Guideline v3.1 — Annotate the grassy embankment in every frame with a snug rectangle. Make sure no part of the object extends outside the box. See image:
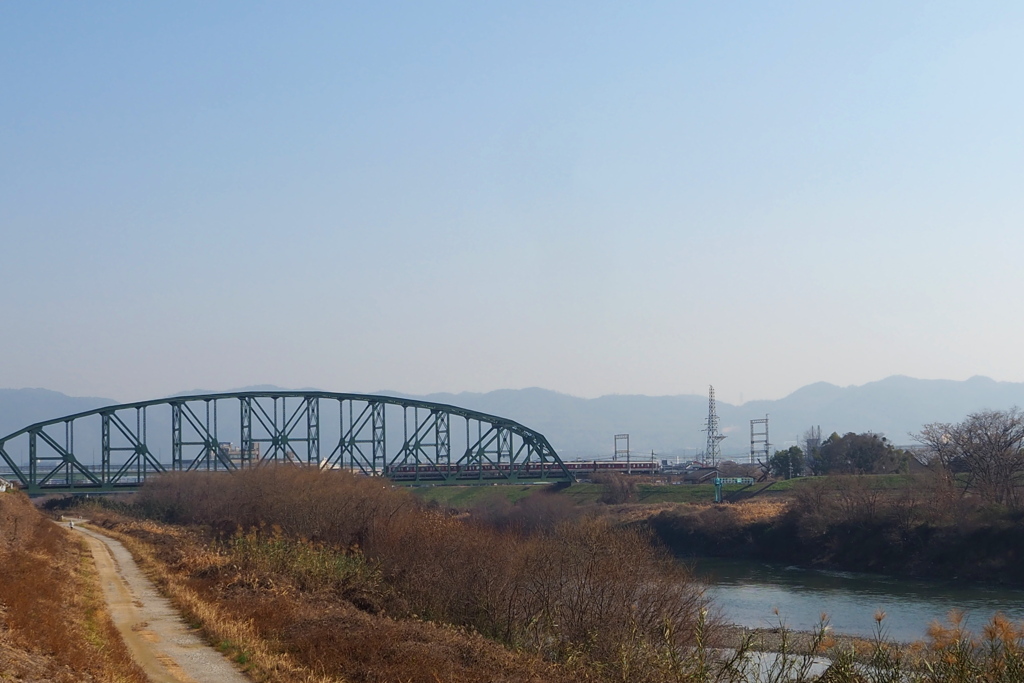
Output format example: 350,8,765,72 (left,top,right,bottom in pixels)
648,473,1024,584
413,475,915,508
0,489,146,682
416,473,1024,584
81,467,714,683
415,480,776,507
76,468,1024,682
